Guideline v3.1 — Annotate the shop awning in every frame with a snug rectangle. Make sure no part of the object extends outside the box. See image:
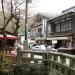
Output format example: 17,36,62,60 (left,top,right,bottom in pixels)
36,37,46,40
46,36,69,40
0,34,18,40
